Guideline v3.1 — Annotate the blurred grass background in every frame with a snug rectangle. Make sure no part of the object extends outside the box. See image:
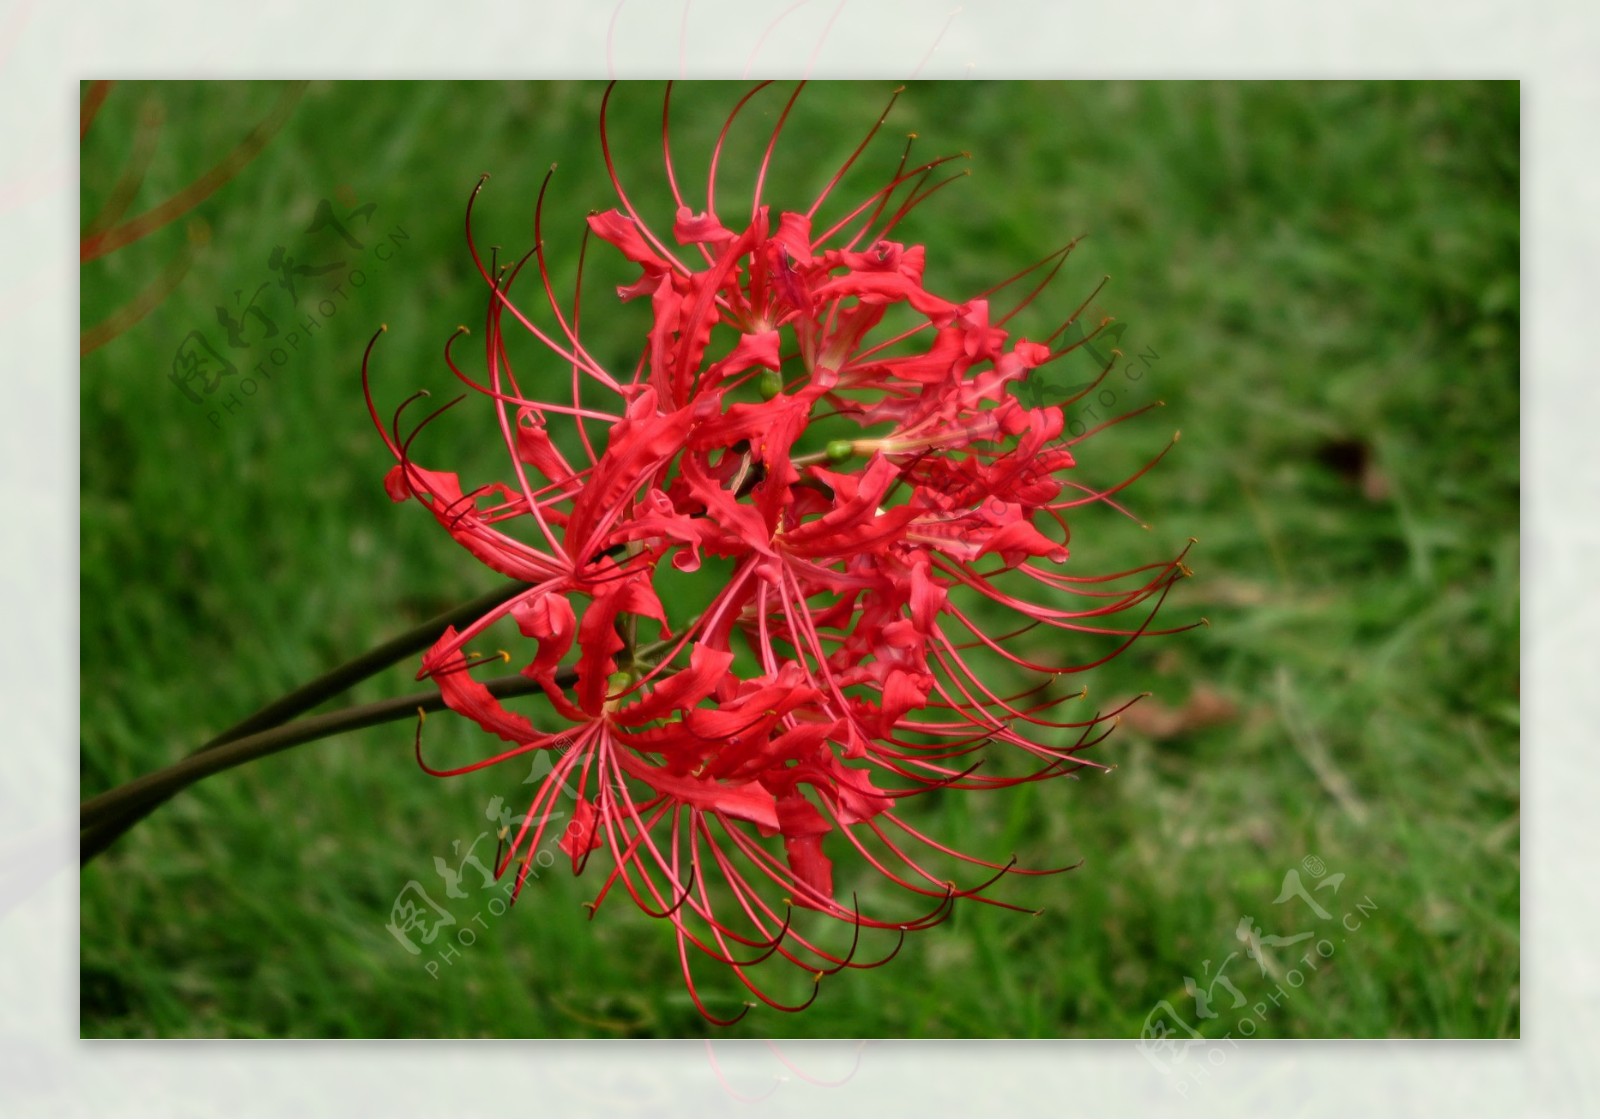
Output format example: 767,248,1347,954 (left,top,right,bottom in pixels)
79,80,1518,1039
